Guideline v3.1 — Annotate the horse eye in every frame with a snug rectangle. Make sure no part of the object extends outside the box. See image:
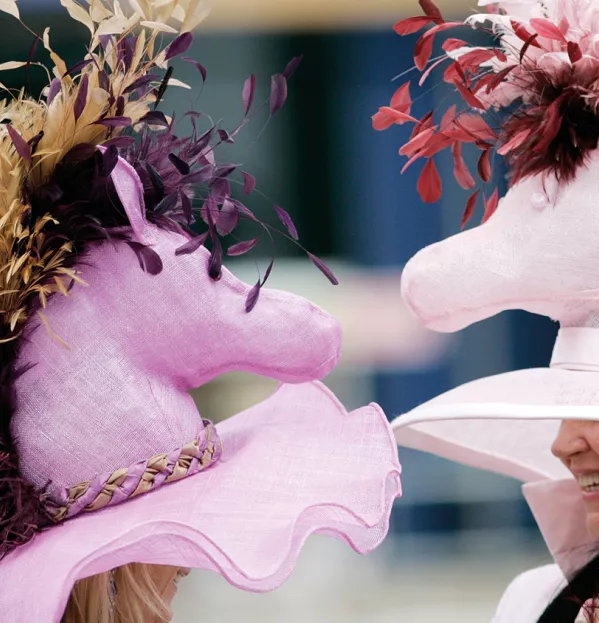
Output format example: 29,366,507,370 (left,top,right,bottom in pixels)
531,192,550,210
